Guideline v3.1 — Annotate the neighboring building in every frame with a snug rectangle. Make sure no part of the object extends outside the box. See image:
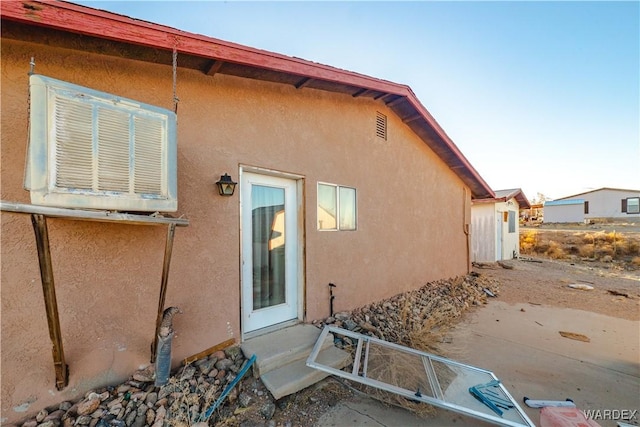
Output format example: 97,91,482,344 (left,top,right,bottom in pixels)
0,2,494,422
543,188,640,223
520,203,544,223
543,199,585,223
472,189,531,262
